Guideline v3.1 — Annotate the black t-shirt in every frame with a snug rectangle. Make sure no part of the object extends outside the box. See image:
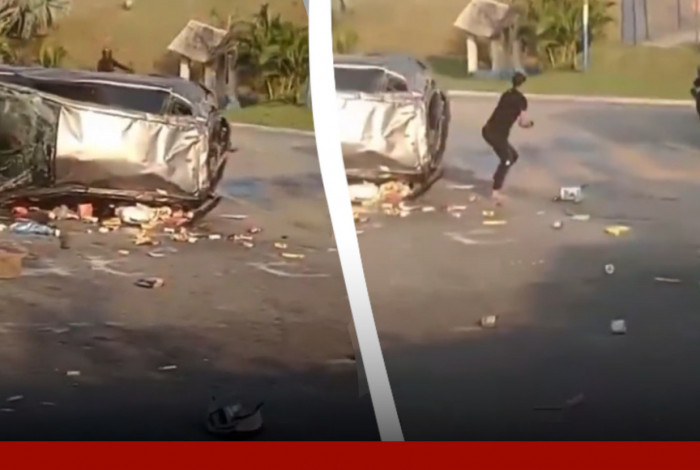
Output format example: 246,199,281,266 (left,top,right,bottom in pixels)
484,88,528,137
